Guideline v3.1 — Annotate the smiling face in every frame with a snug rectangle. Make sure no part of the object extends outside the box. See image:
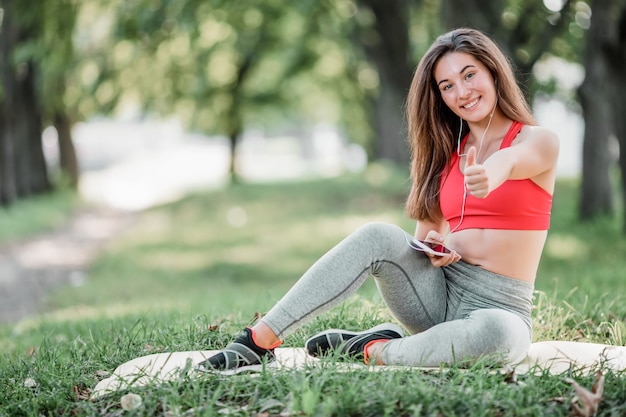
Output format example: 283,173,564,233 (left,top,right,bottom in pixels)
434,52,497,123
